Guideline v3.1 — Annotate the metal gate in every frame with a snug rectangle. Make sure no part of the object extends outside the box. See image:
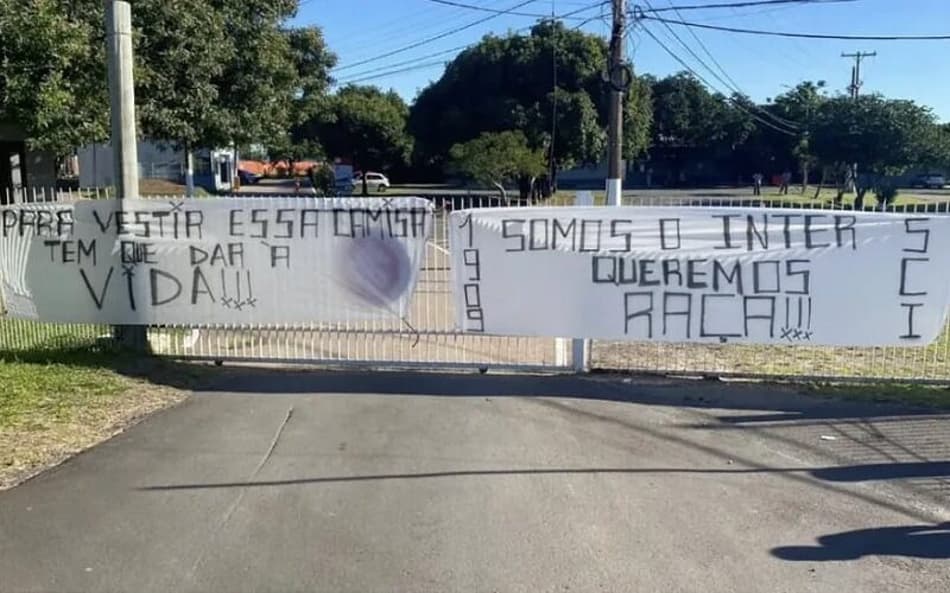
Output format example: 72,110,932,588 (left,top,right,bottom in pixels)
3,189,950,382
138,194,573,370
